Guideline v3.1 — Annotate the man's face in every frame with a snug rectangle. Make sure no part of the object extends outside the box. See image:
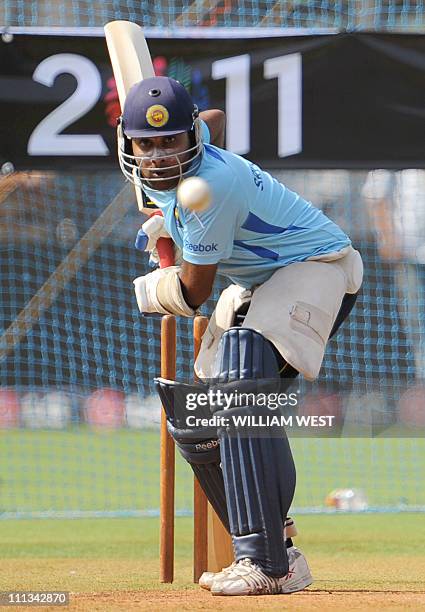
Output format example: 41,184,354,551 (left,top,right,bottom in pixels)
131,132,192,191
